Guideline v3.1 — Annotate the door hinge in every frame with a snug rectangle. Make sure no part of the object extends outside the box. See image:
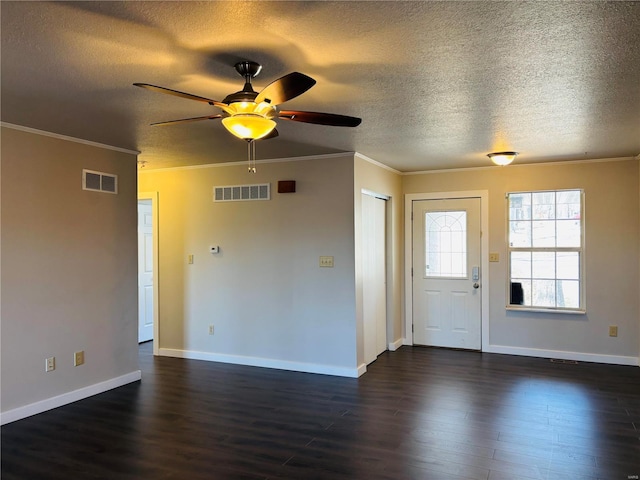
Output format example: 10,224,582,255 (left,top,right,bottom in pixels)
412,324,414,332
411,267,413,277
